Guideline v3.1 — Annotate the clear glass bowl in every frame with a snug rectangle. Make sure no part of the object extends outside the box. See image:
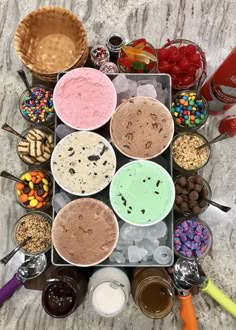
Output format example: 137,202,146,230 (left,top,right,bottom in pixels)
15,168,53,211
19,85,55,127
117,40,157,73
174,216,213,260
13,211,52,256
174,174,212,215
172,132,211,173
157,39,206,90
16,125,54,167
172,90,209,132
